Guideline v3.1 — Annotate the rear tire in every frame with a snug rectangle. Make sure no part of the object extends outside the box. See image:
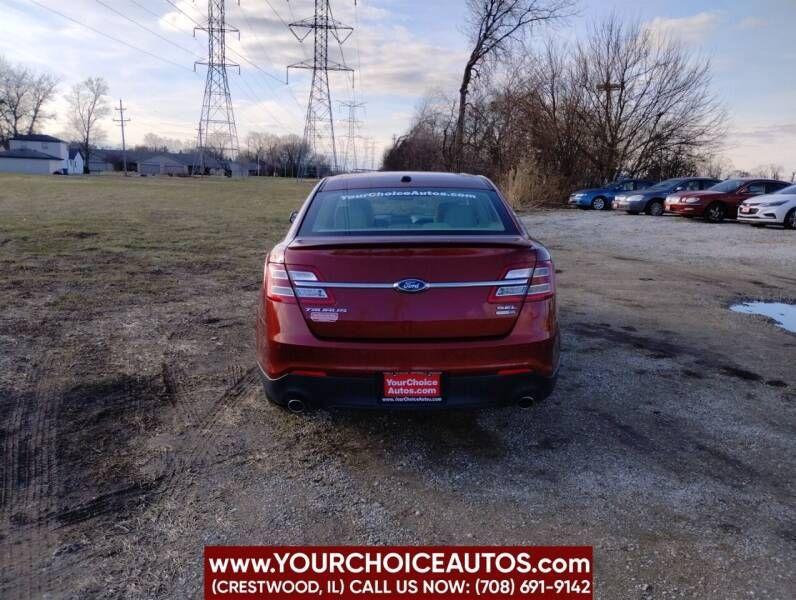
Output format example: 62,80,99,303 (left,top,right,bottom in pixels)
591,196,607,211
785,208,796,230
704,203,725,223
646,200,664,216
